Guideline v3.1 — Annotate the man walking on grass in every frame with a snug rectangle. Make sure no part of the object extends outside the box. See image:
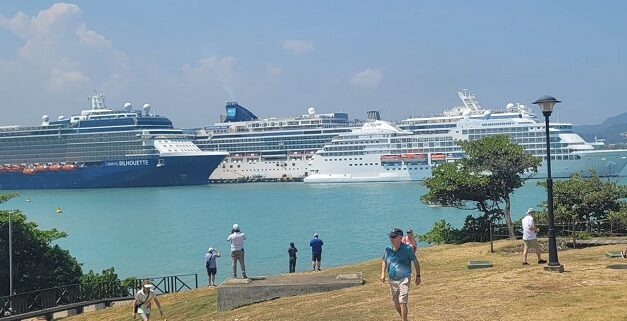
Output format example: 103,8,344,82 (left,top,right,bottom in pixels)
521,208,547,265
380,228,421,321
